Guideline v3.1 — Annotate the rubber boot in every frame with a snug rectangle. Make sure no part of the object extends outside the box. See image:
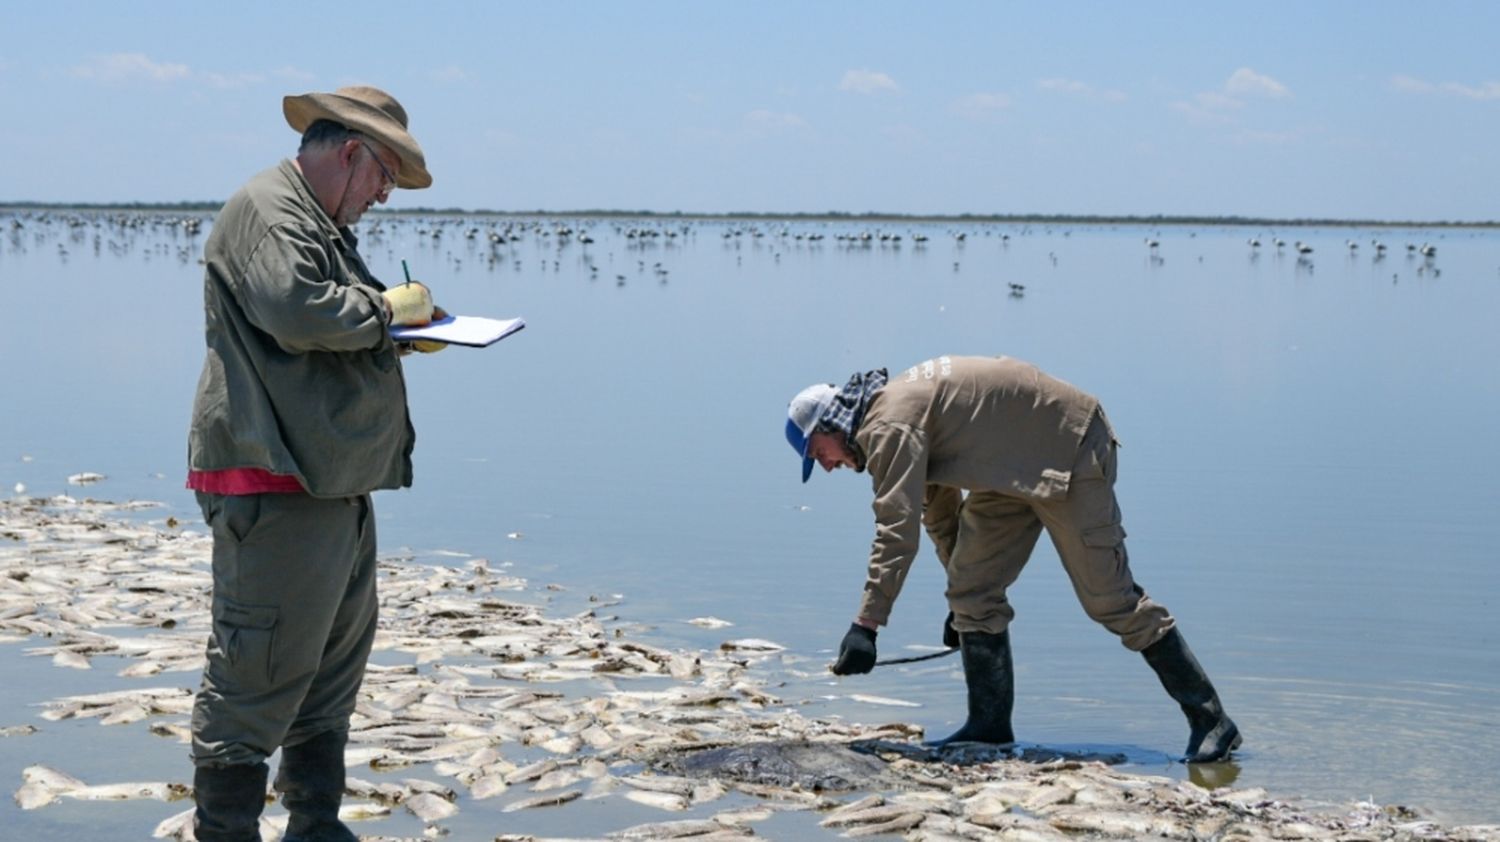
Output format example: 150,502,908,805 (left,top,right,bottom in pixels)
192,761,269,842
927,629,1015,746
274,730,359,842
1142,627,1242,763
